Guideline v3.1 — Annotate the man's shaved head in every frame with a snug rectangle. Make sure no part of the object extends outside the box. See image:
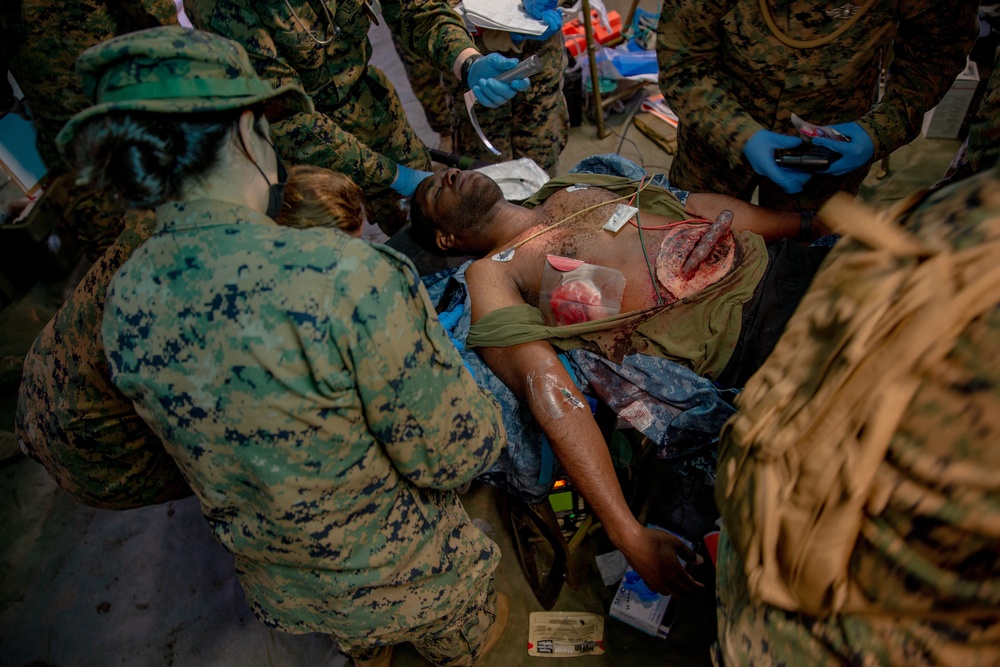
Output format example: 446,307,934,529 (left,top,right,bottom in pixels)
410,169,505,254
